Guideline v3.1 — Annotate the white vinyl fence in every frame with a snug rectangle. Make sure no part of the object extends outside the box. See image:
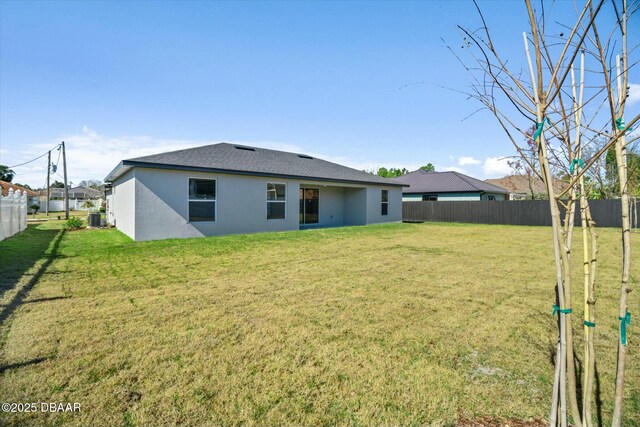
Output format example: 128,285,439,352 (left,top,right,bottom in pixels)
0,188,28,242
48,198,102,212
